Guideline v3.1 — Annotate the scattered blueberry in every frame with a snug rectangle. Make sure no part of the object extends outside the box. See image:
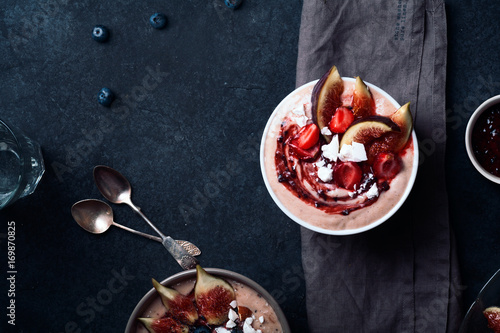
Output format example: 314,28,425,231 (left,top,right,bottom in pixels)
149,13,167,29
97,87,115,107
92,25,109,42
193,327,211,333
224,0,243,9
231,329,244,333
